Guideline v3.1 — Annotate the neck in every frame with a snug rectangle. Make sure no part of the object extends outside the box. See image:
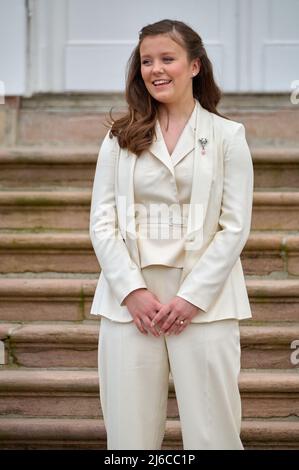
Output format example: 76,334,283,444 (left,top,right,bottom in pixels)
158,96,196,120
158,96,196,130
